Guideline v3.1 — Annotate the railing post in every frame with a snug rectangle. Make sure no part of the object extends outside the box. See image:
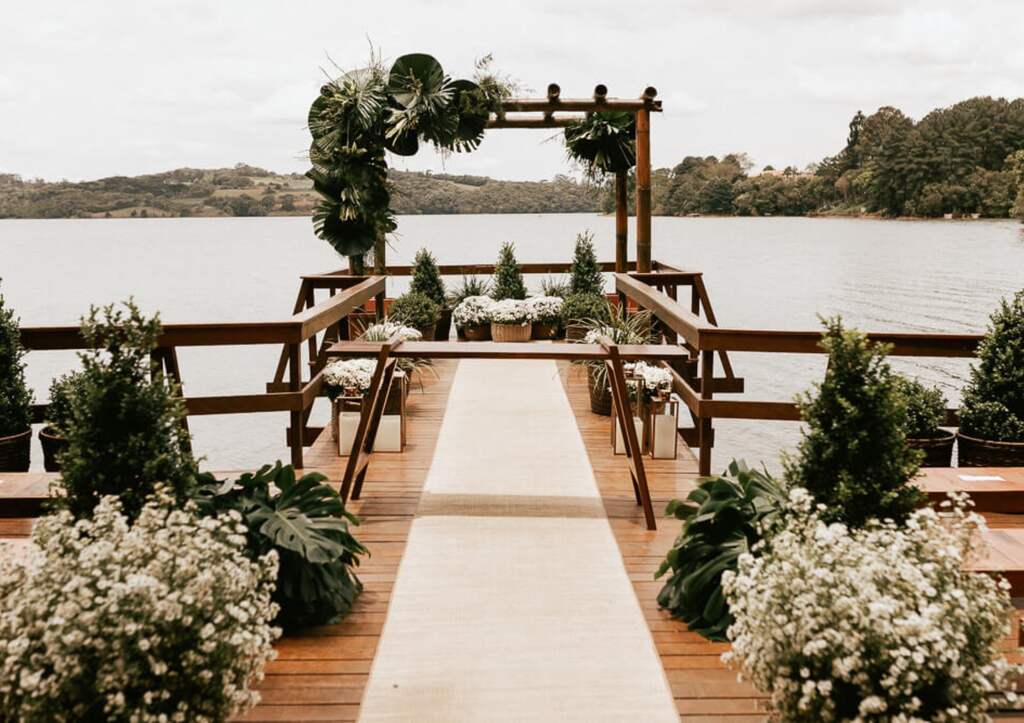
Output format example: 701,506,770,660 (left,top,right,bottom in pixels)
635,108,652,273
615,171,628,273
699,350,714,476
288,342,303,470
